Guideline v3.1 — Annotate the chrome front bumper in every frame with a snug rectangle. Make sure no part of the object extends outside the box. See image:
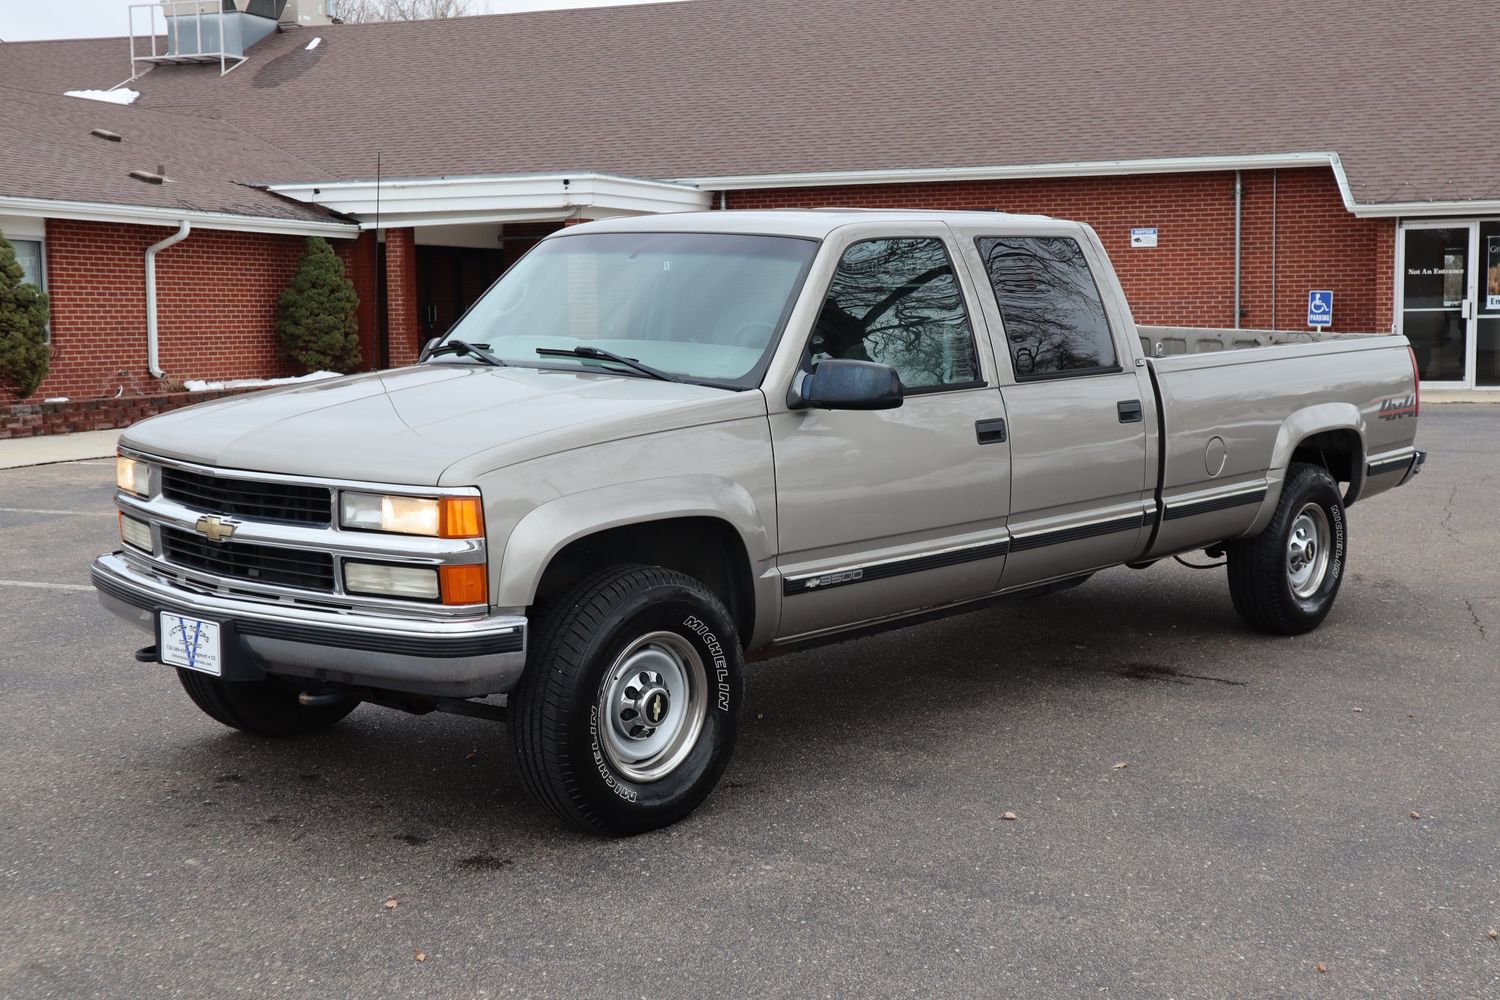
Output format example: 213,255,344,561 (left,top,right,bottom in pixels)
92,552,528,697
